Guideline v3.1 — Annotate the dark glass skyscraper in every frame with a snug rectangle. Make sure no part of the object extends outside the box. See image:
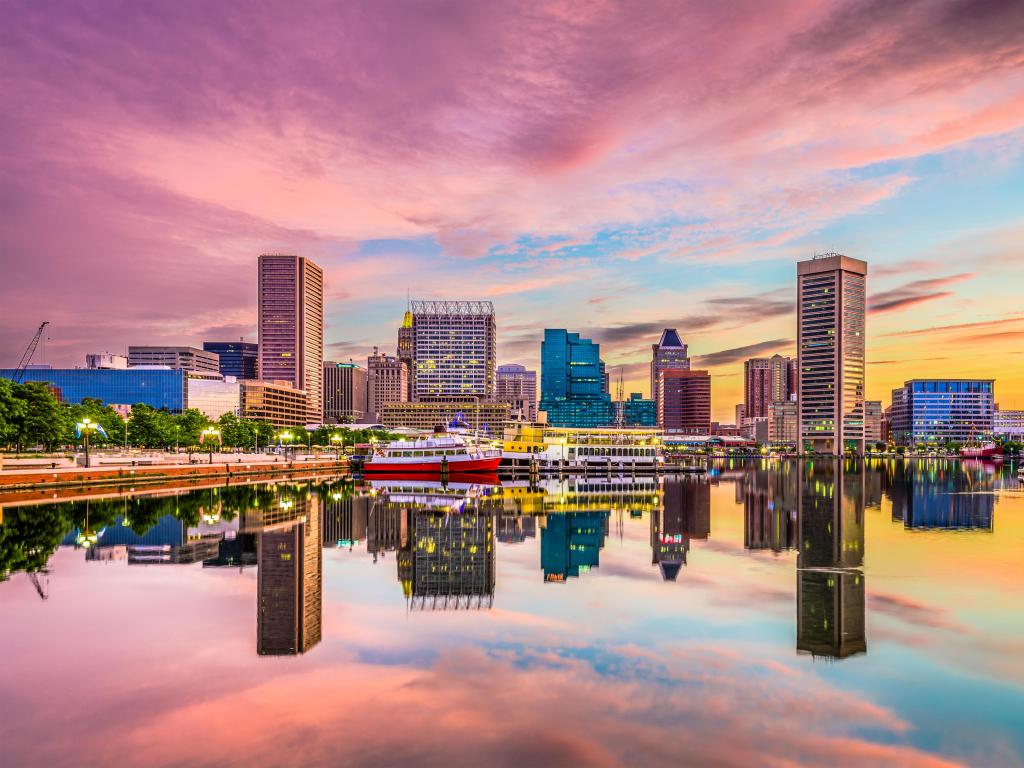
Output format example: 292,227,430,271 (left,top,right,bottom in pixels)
203,341,258,379
539,329,612,428
651,328,689,406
